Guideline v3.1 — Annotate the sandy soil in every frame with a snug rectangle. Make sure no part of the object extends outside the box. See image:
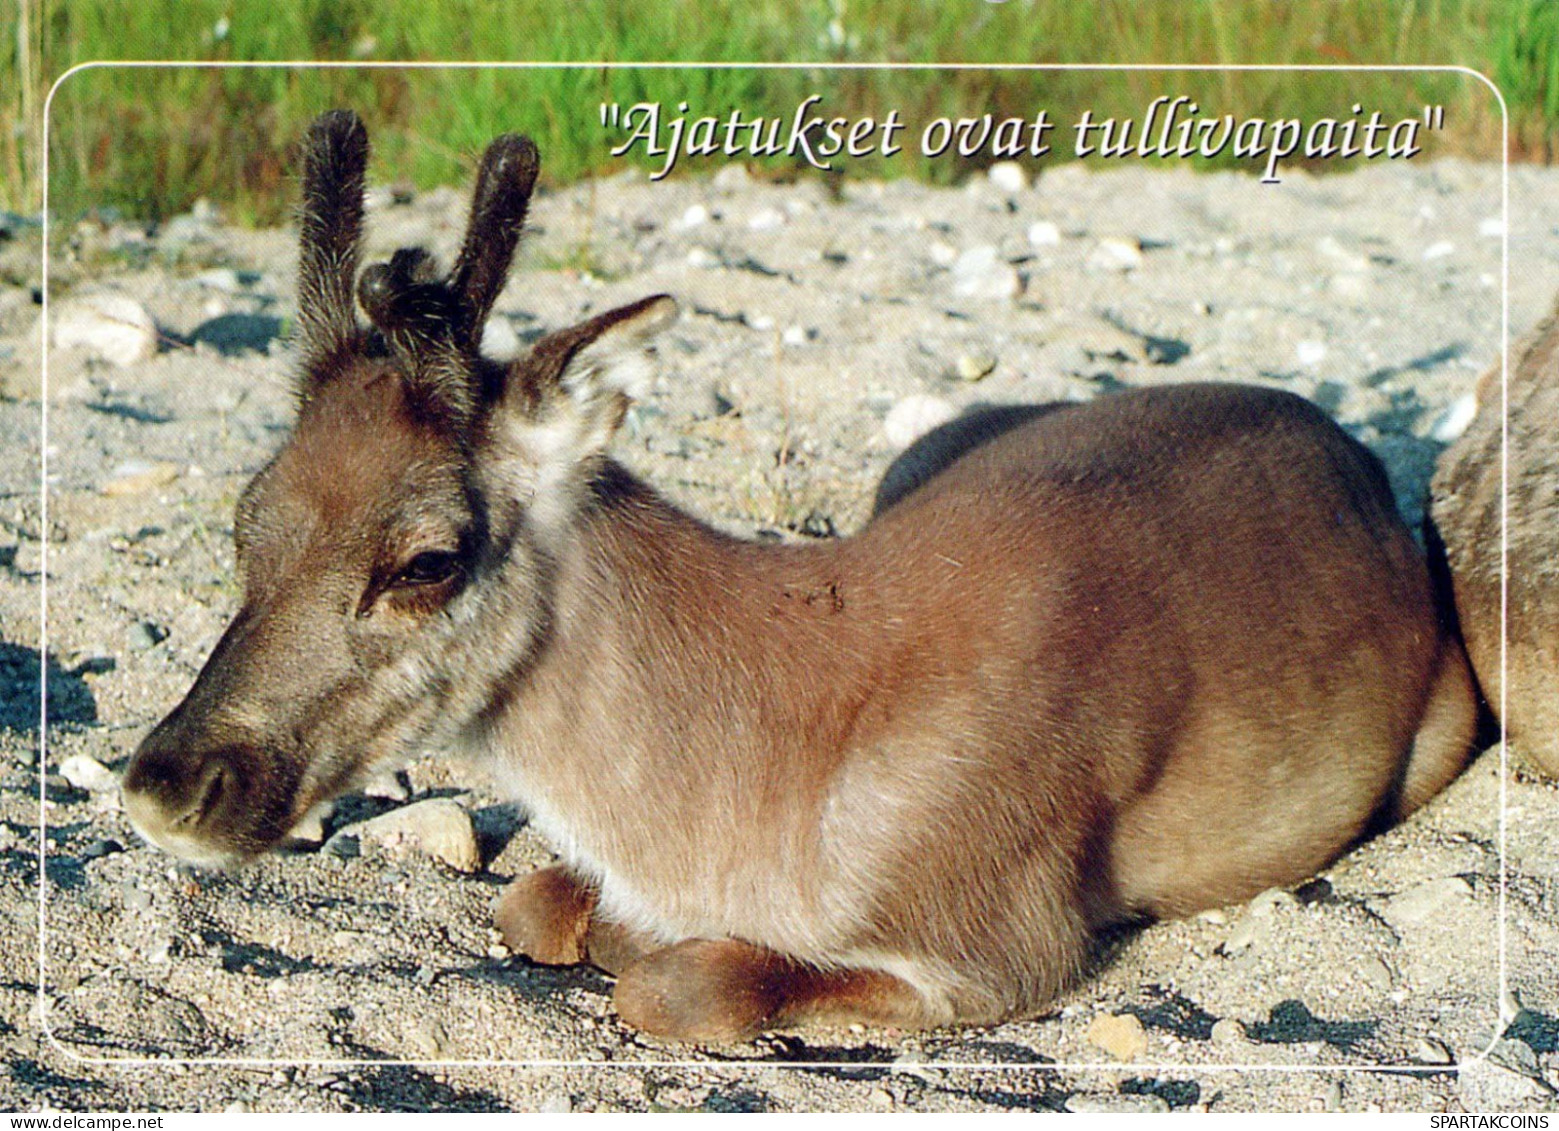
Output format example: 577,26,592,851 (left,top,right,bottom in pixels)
2,157,1557,1113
